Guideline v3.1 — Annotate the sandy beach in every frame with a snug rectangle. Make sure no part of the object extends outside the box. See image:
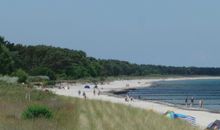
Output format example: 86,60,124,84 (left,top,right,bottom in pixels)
48,77,220,129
